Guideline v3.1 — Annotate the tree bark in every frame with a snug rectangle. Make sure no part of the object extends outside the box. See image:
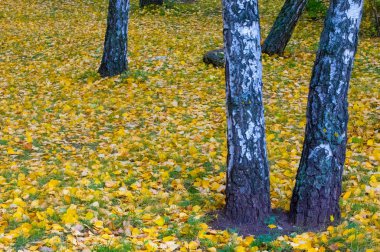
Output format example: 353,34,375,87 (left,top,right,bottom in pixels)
140,0,163,8
223,0,271,224
262,0,308,55
289,0,363,227
98,0,130,77
369,0,380,36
